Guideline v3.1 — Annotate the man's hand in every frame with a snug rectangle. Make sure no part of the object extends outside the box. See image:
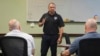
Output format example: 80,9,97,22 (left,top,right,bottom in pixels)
61,50,70,56
57,37,62,44
39,18,46,27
